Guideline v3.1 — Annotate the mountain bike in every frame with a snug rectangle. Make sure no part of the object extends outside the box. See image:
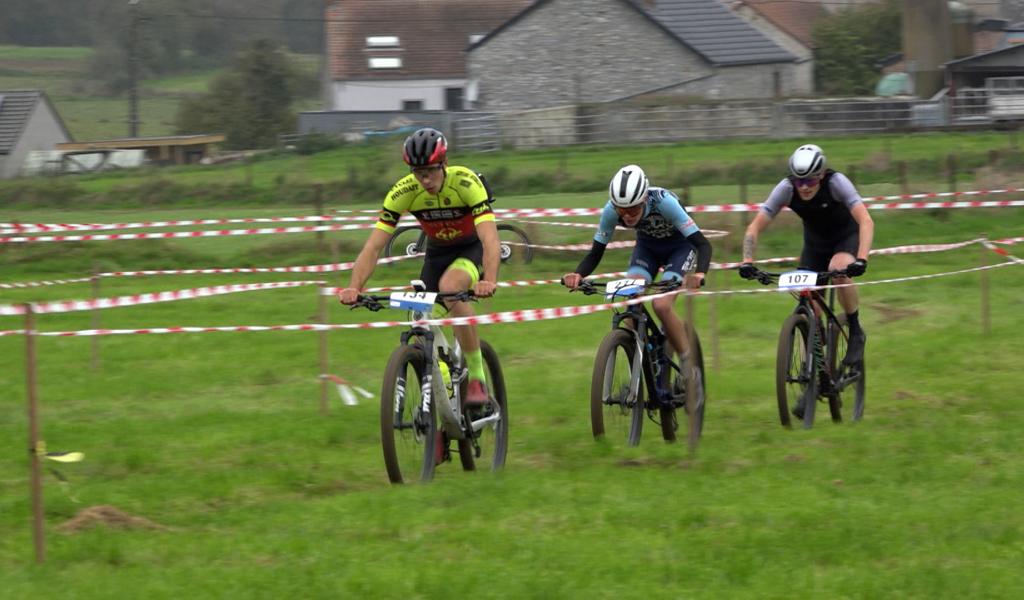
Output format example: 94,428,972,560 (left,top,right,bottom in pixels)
745,267,866,429
572,278,706,451
351,284,508,483
383,219,534,265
